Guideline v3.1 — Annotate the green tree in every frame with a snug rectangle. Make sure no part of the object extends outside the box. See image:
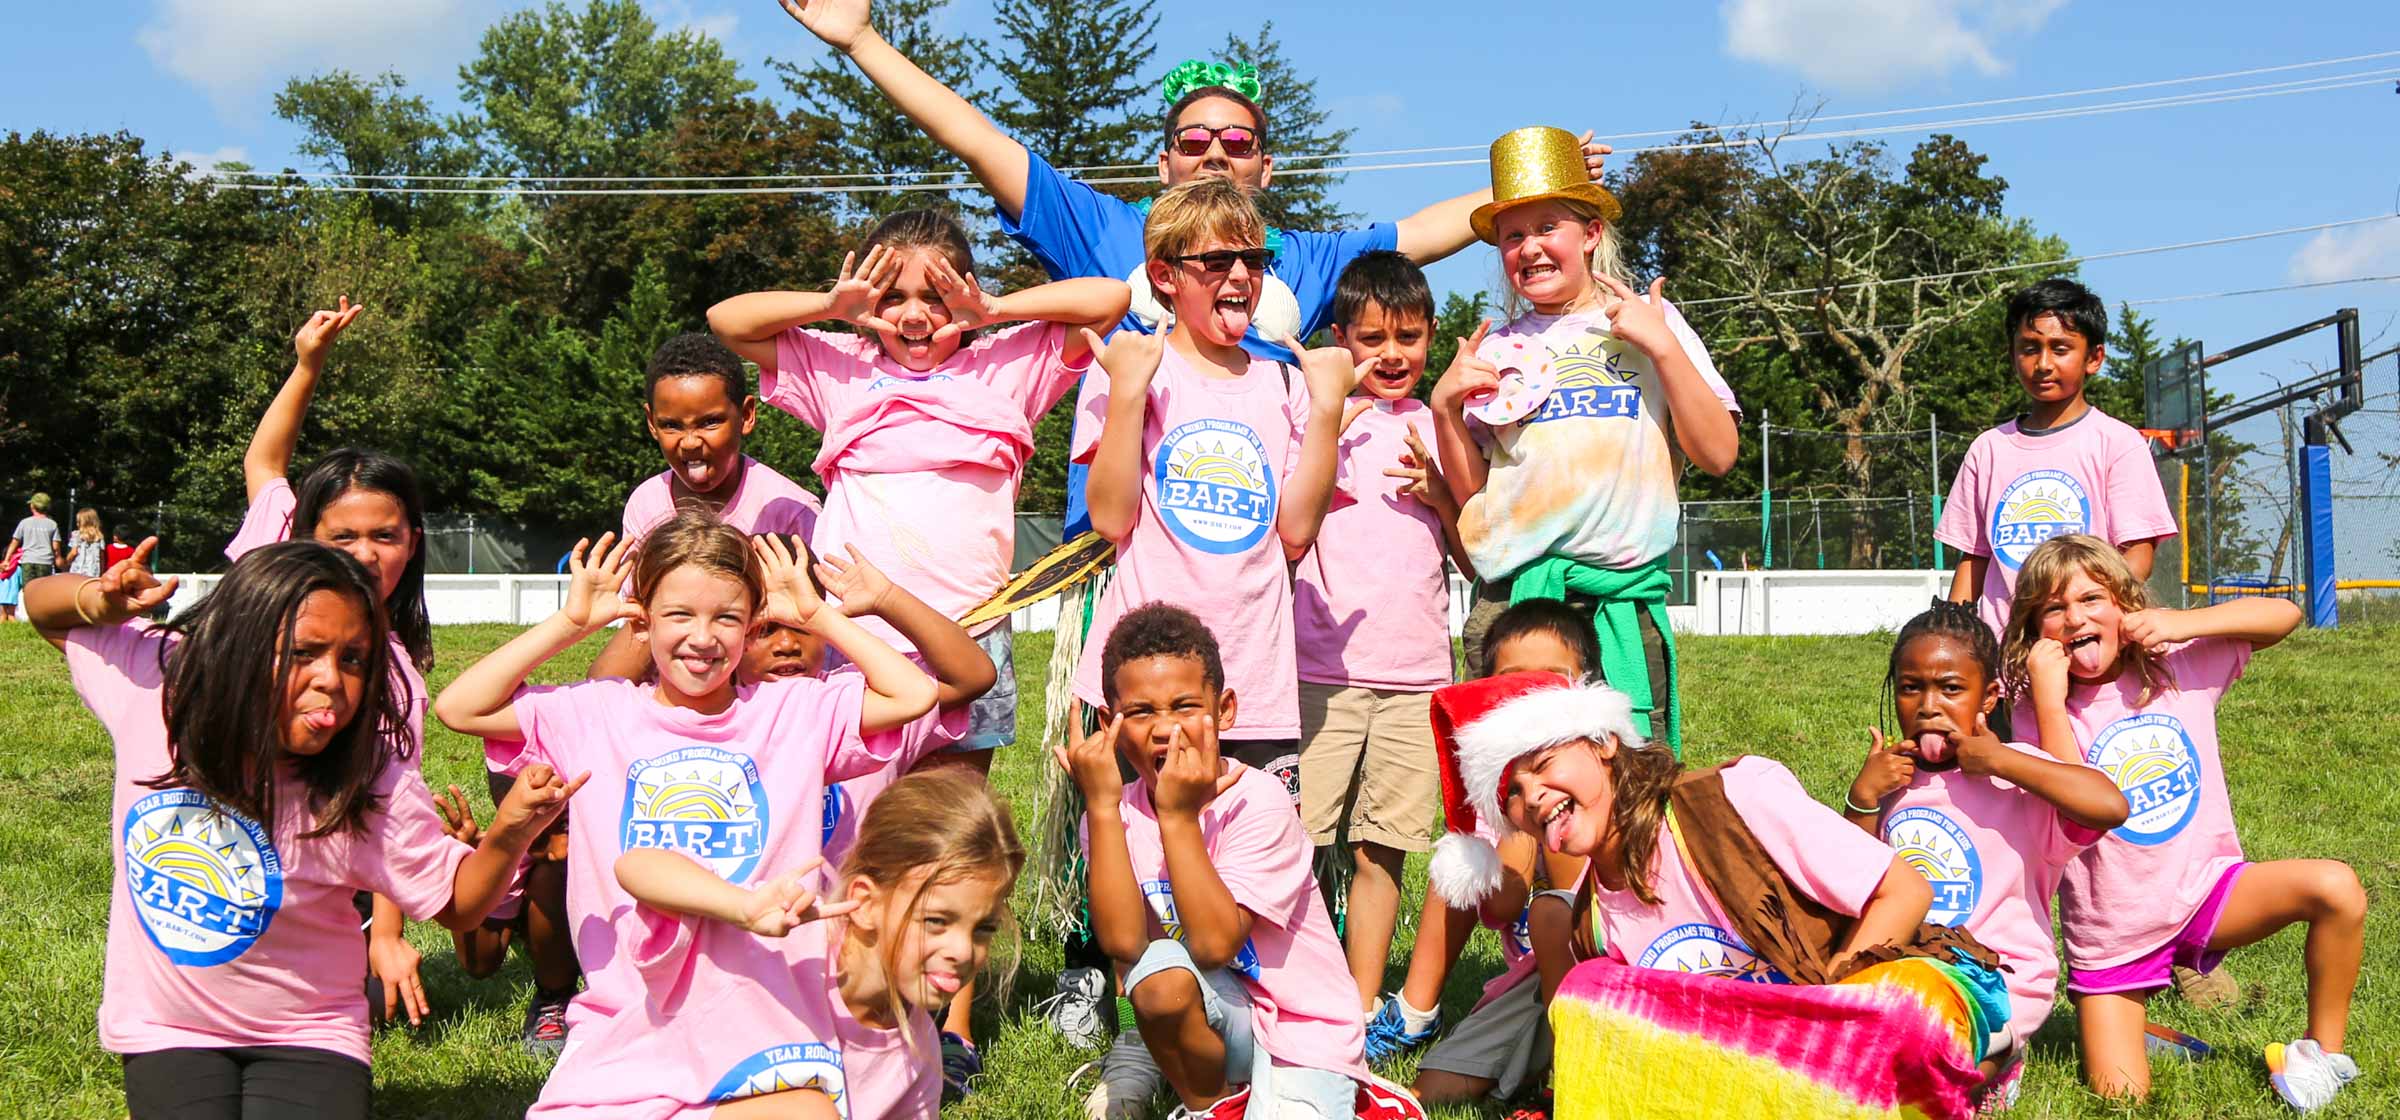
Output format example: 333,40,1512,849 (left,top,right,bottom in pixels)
274,70,477,232
978,0,1157,190
1219,23,1354,230
0,131,284,568
776,0,983,224
458,0,751,180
